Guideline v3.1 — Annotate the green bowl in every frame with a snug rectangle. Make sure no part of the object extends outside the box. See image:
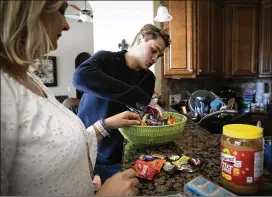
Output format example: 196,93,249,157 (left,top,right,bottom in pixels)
119,112,187,146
